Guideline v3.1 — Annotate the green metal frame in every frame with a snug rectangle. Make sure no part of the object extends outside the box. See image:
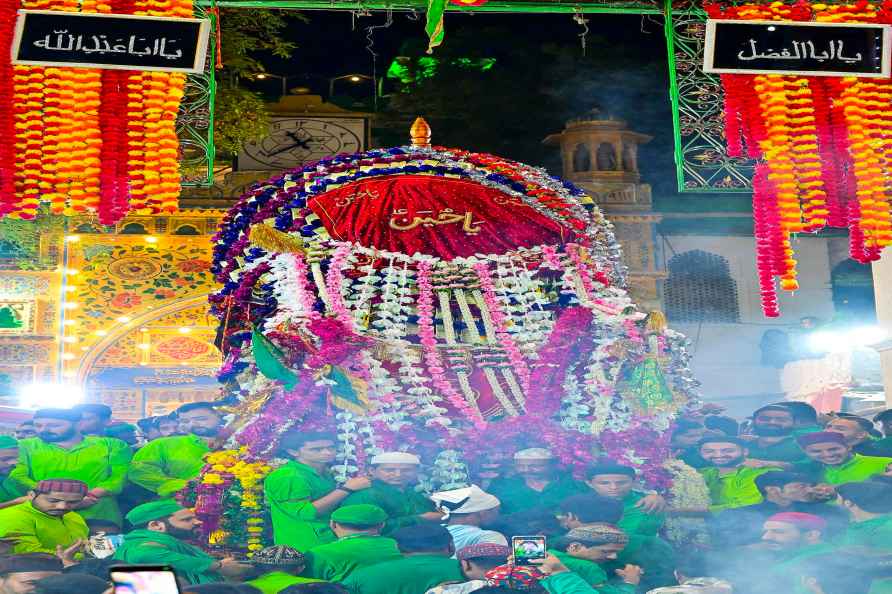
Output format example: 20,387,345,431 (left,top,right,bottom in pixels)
664,0,753,192
180,0,753,193
178,3,216,187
